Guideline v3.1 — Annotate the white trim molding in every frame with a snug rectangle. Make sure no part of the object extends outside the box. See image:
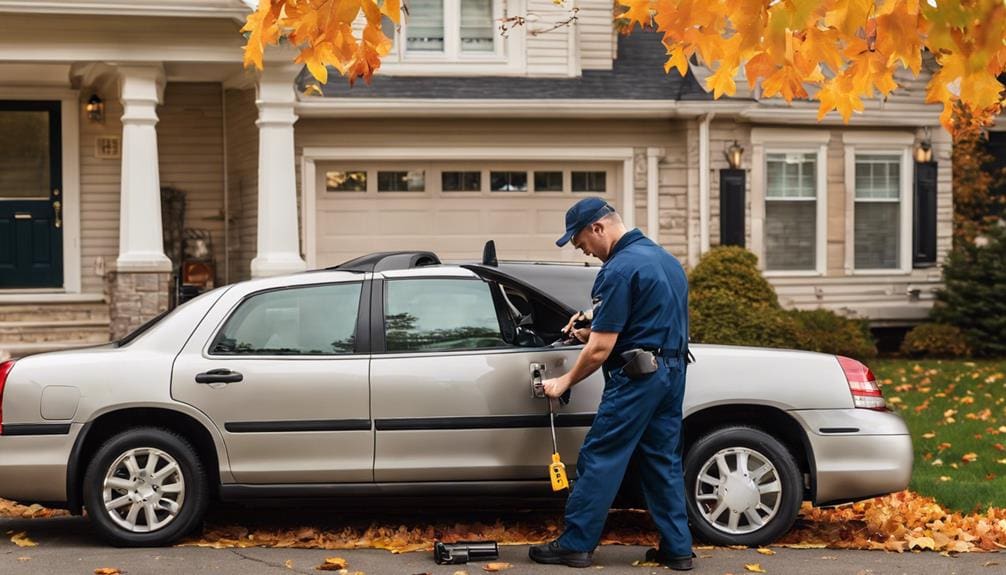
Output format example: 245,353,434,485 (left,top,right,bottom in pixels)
646,147,664,240
0,87,82,294
299,146,637,268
